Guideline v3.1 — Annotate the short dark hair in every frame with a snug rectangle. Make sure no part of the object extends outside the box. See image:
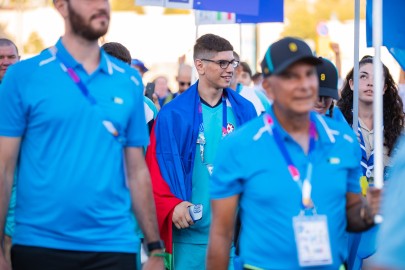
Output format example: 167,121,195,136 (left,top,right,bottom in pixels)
240,62,252,78
0,38,19,55
193,34,233,60
252,72,262,81
233,51,240,61
101,42,131,64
